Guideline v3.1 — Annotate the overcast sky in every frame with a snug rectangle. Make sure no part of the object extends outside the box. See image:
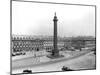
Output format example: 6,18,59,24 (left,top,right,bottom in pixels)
12,1,95,37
